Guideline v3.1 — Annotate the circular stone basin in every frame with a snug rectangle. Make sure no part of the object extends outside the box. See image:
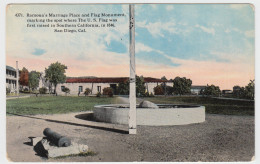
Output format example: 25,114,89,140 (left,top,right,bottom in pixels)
94,104,205,126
